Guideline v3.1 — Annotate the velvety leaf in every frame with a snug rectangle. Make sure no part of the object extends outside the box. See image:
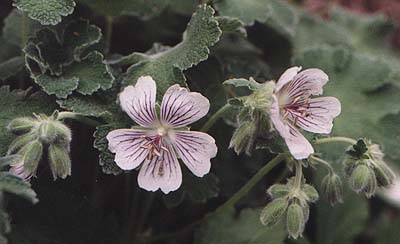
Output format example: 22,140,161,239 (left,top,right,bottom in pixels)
65,52,114,95
0,172,38,204
13,0,76,25
123,5,221,93
216,16,247,37
0,86,56,156
93,125,123,175
194,207,286,244
35,75,79,98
